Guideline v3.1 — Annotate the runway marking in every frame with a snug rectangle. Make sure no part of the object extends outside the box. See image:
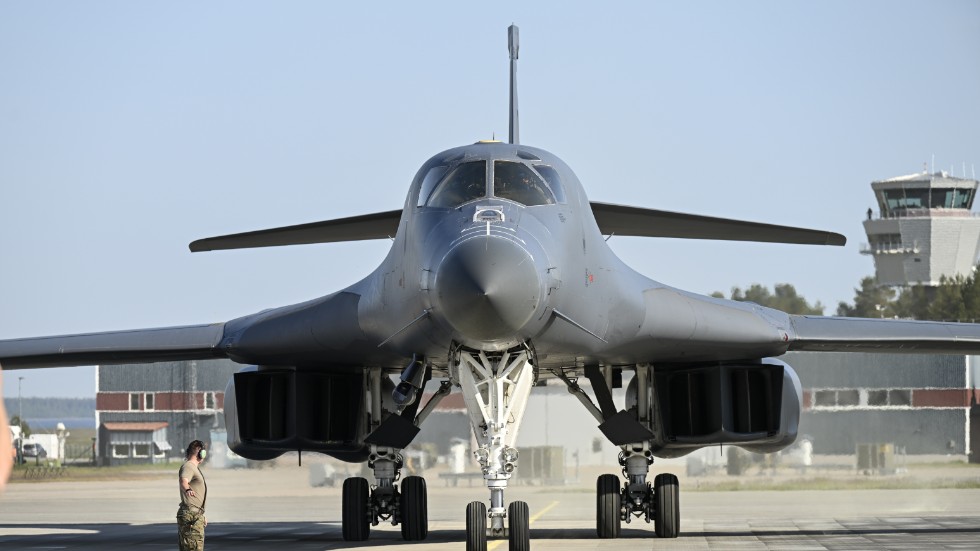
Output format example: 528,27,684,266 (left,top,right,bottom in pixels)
488,500,560,550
